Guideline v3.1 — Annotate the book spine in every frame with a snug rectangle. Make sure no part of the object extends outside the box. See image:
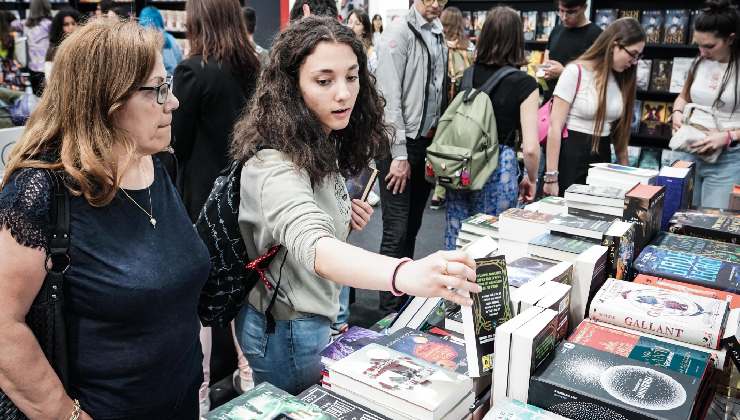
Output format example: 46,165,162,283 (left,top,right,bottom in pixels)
601,234,618,280
657,176,684,231
669,223,739,245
